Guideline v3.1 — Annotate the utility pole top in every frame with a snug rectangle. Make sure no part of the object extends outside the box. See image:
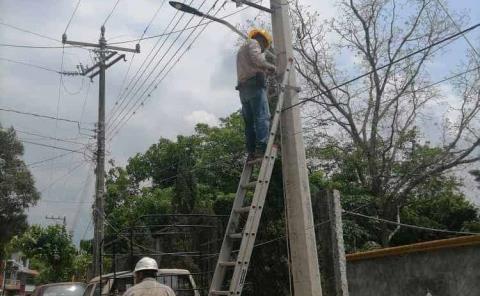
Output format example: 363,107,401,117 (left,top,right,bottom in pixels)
62,28,140,54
